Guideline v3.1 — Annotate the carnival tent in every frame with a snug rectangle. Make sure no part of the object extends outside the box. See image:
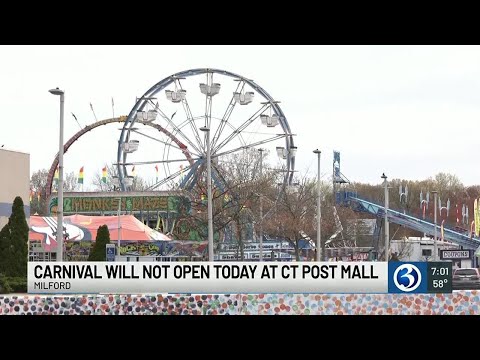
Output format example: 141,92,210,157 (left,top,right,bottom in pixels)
29,214,171,252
